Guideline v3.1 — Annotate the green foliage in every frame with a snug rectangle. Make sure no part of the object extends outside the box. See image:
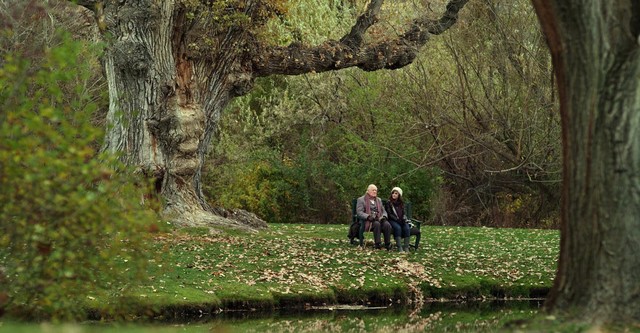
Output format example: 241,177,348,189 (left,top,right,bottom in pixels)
261,0,357,45
208,151,286,222
185,0,292,57
204,68,443,223
200,1,449,223
0,33,159,321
